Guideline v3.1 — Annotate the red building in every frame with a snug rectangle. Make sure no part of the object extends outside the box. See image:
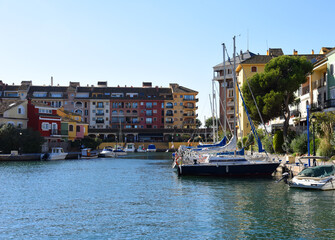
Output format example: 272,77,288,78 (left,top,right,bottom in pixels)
27,100,62,142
